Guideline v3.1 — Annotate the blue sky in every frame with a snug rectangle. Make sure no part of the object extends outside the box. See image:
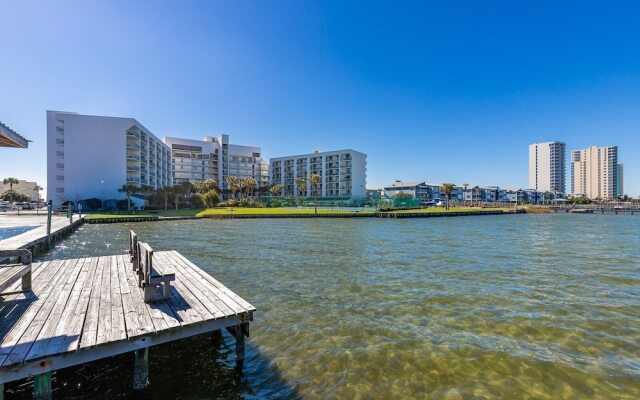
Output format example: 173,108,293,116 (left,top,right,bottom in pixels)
1,0,638,196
